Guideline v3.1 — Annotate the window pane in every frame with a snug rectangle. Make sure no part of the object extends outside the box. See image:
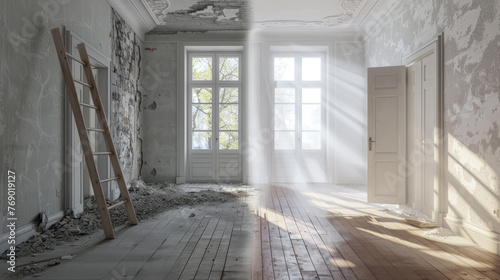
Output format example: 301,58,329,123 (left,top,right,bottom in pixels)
302,132,321,150
219,132,239,150
275,88,295,103
275,132,295,150
219,104,238,130
302,104,321,130
275,104,295,130
219,57,239,81
302,88,321,103
192,88,212,103
192,131,212,150
192,57,212,81
302,57,321,81
192,104,212,130
219,88,238,103
274,57,294,81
